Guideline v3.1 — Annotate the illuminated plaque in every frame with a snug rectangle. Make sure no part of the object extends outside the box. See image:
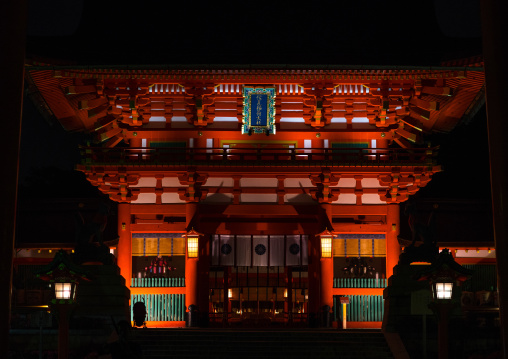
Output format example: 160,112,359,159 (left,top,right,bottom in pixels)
242,87,276,135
